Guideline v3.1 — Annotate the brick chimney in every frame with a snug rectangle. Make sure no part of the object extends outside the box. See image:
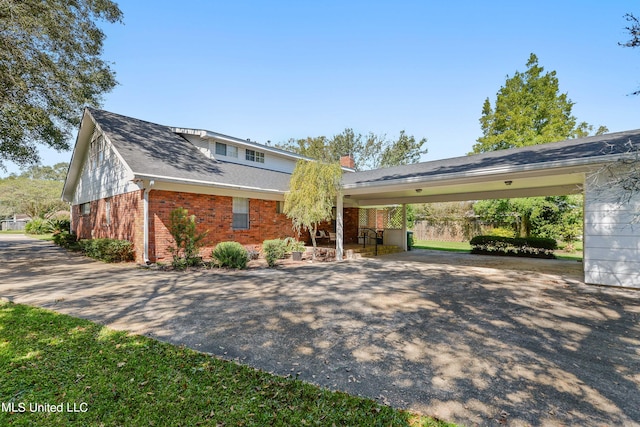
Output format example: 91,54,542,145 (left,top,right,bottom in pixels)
340,155,355,169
